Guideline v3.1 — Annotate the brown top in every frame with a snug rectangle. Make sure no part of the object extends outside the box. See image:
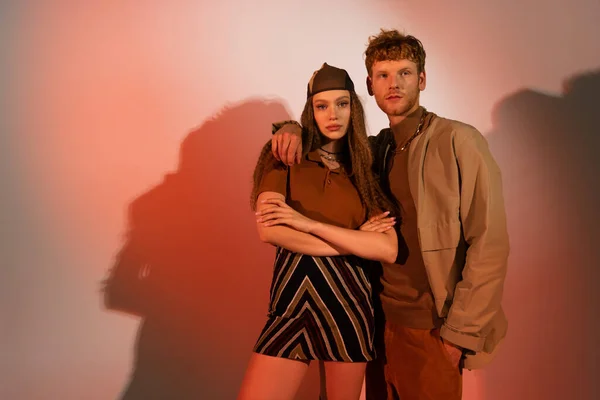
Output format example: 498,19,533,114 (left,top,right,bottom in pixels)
381,107,443,329
257,150,366,229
